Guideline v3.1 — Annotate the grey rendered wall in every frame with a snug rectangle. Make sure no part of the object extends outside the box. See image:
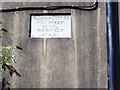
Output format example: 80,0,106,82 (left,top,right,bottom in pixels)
1,2,107,88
